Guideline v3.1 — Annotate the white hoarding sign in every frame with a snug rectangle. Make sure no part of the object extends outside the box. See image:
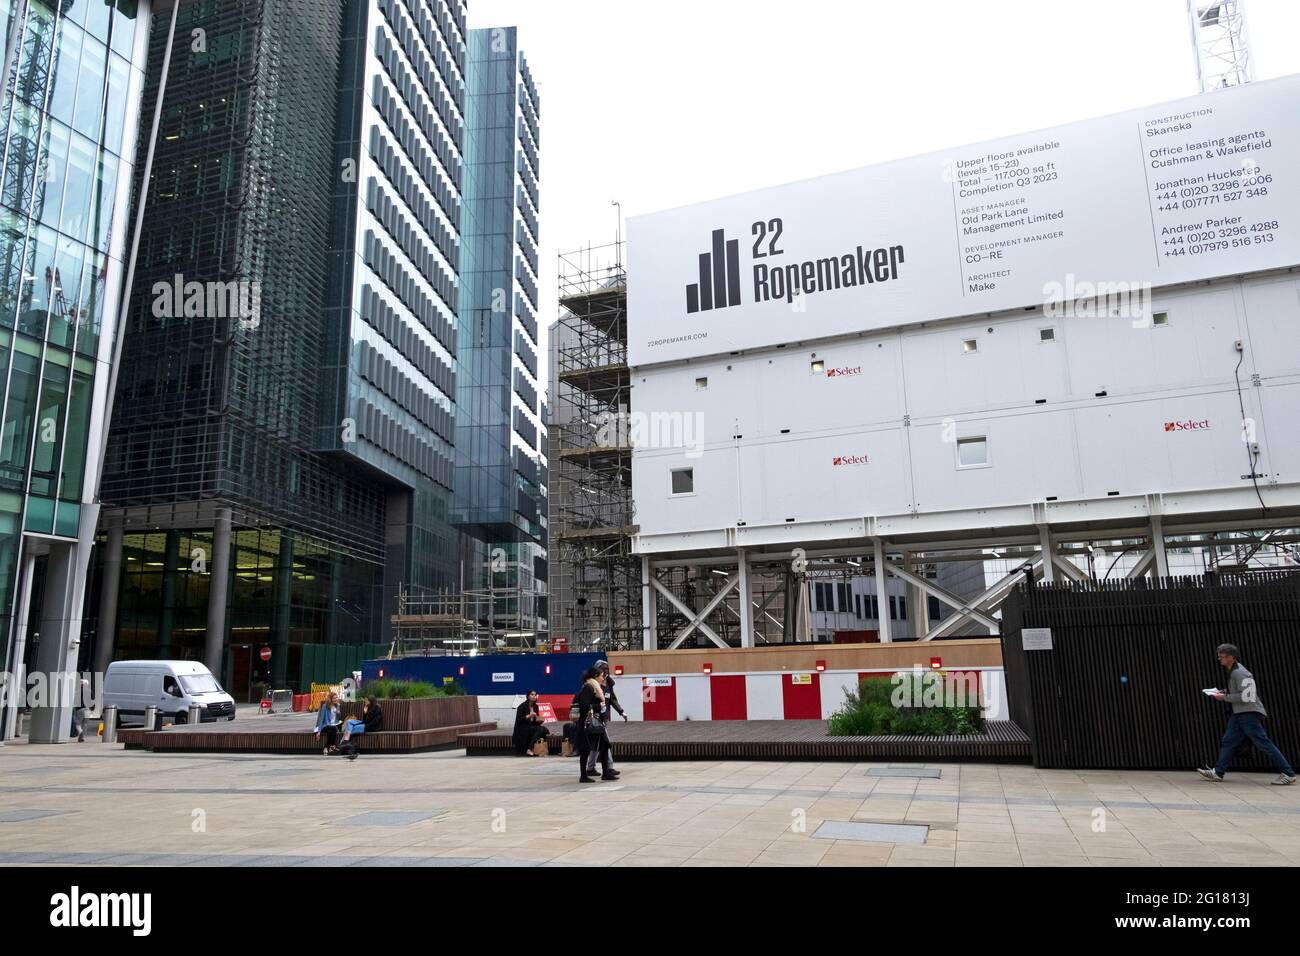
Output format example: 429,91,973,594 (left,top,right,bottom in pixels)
627,75,1300,366
1022,628,1054,651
